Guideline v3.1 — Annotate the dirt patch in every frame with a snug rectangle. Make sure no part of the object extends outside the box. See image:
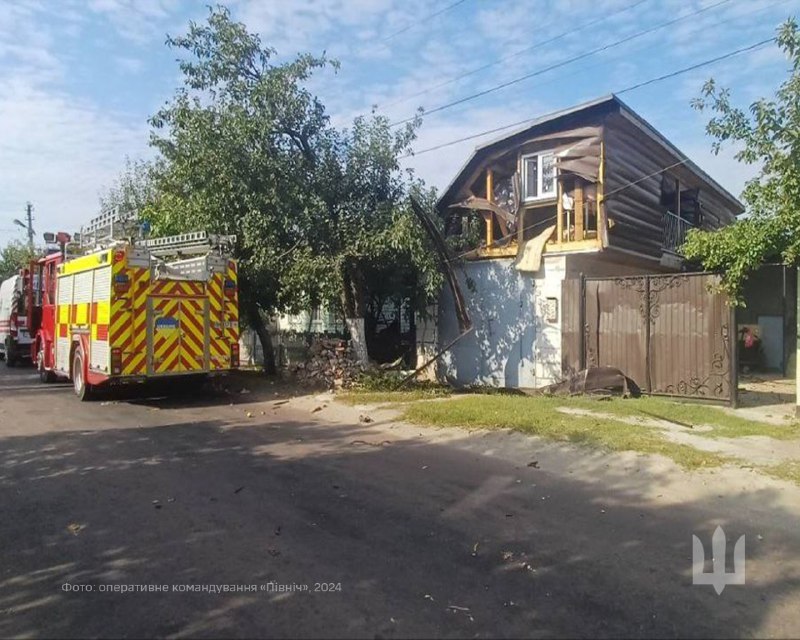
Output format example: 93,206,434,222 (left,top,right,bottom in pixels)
556,406,800,466
734,375,795,424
